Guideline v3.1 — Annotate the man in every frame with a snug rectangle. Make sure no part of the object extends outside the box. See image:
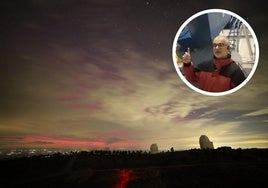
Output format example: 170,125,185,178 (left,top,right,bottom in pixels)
182,35,246,92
